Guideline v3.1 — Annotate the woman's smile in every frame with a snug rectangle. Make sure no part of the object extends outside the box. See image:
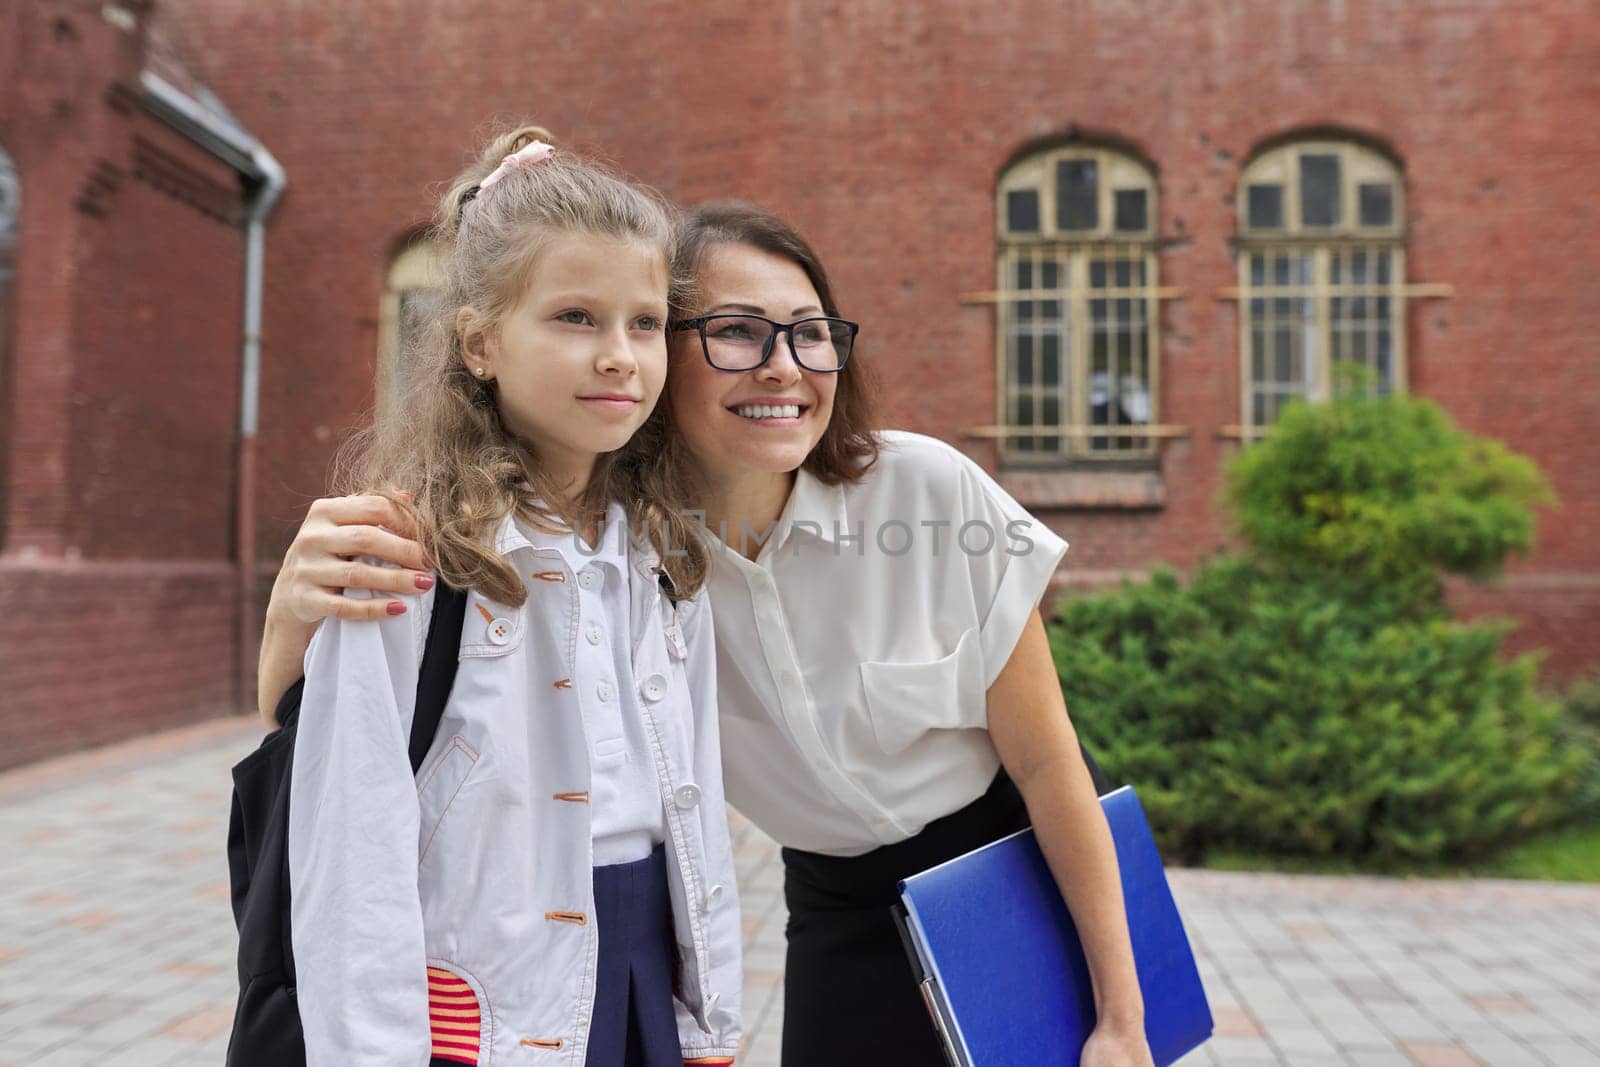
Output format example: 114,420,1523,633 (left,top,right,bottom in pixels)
727,396,810,424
